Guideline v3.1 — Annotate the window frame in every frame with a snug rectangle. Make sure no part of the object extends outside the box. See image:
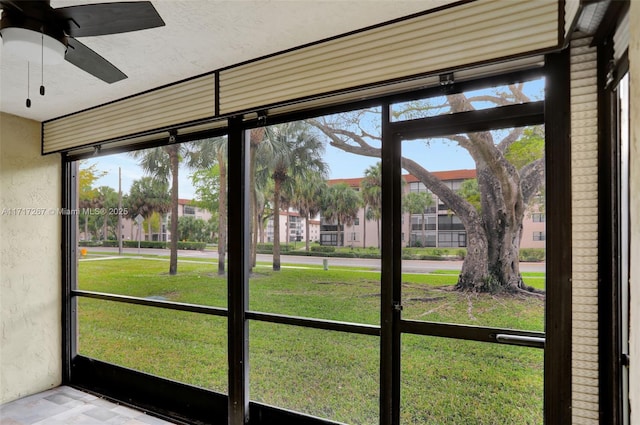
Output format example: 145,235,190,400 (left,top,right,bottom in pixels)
597,28,630,425
62,62,571,425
